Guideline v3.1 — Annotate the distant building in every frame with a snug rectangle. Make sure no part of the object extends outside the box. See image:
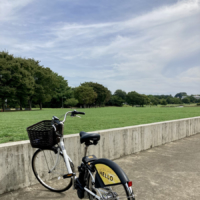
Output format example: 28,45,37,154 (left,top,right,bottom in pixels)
193,96,200,100
181,96,187,99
